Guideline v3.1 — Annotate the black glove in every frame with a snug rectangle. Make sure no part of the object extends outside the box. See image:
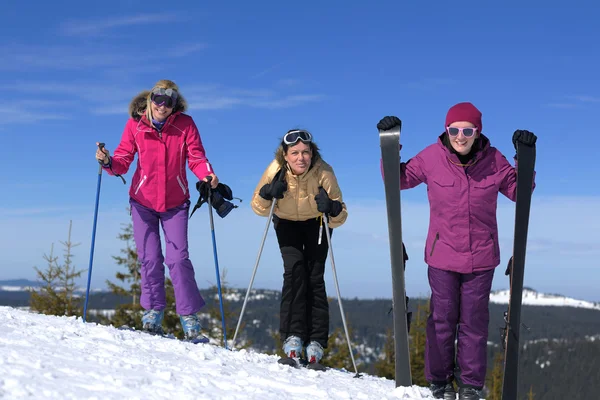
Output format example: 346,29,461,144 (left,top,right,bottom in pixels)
194,181,237,218
377,116,402,131
259,170,287,200
512,130,537,151
315,187,343,217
